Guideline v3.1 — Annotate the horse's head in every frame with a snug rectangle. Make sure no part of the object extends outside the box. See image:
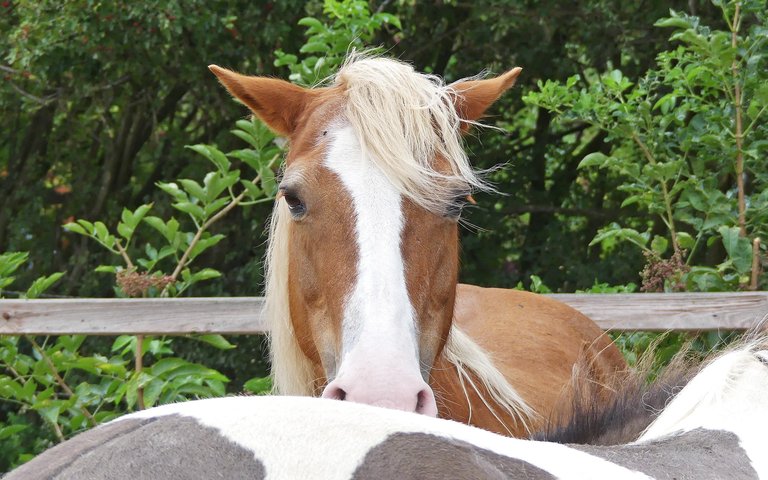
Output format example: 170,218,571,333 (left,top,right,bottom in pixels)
211,56,521,416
